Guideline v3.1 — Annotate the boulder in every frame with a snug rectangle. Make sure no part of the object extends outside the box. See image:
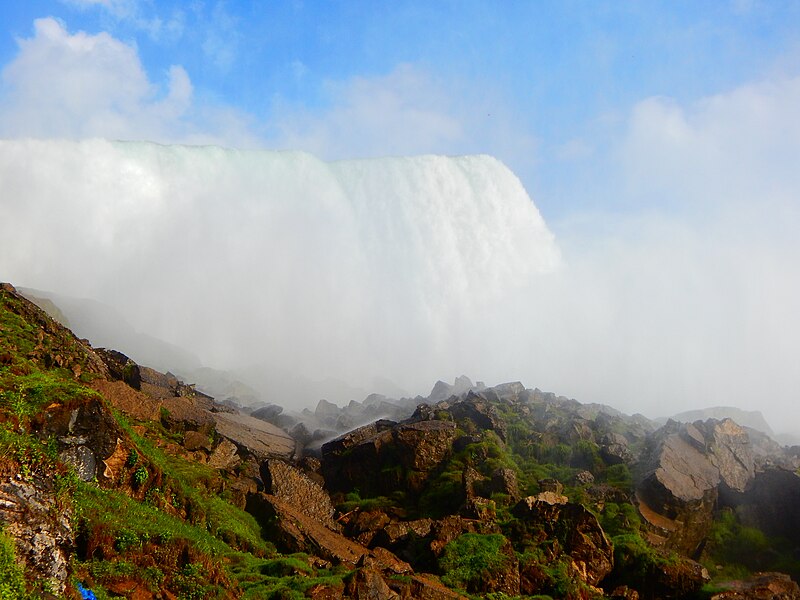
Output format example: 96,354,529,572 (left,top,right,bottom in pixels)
0,476,72,595
246,494,411,574
512,495,613,587
321,420,456,497
635,419,755,555
260,459,337,529
710,572,800,600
